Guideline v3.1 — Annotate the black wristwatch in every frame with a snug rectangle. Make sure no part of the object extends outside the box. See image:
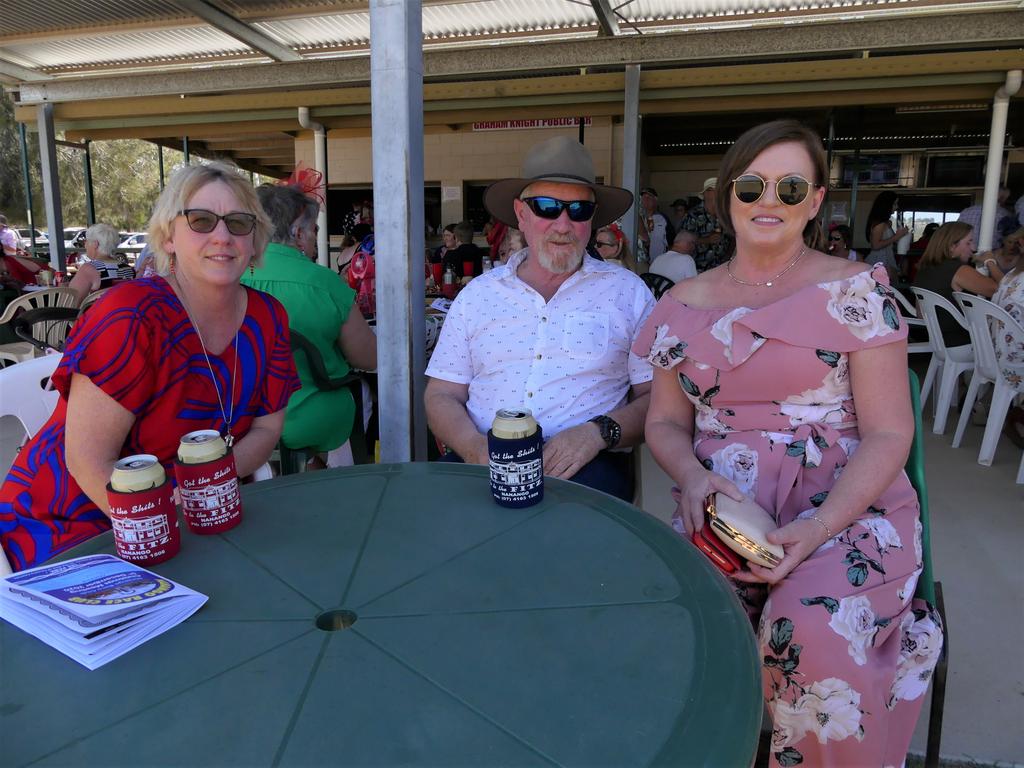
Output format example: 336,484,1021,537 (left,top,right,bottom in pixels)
589,415,622,450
